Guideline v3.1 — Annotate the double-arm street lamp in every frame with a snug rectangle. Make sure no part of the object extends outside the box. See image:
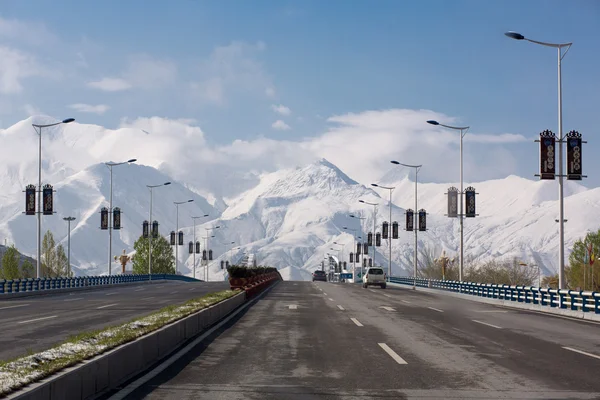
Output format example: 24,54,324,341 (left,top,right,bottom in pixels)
32,117,75,278
147,182,171,279
427,120,469,282
359,200,378,267
174,199,194,274
505,31,572,290
390,161,422,288
371,183,395,281
192,214,210,279
105,159,136,275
